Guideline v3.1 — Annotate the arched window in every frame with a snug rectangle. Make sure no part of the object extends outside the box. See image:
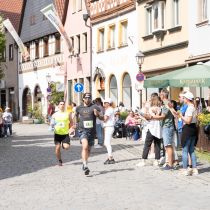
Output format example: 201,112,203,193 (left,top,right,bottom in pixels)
122,74,132,109
22,87,32,116
109,75,118,105
34,85,42,103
